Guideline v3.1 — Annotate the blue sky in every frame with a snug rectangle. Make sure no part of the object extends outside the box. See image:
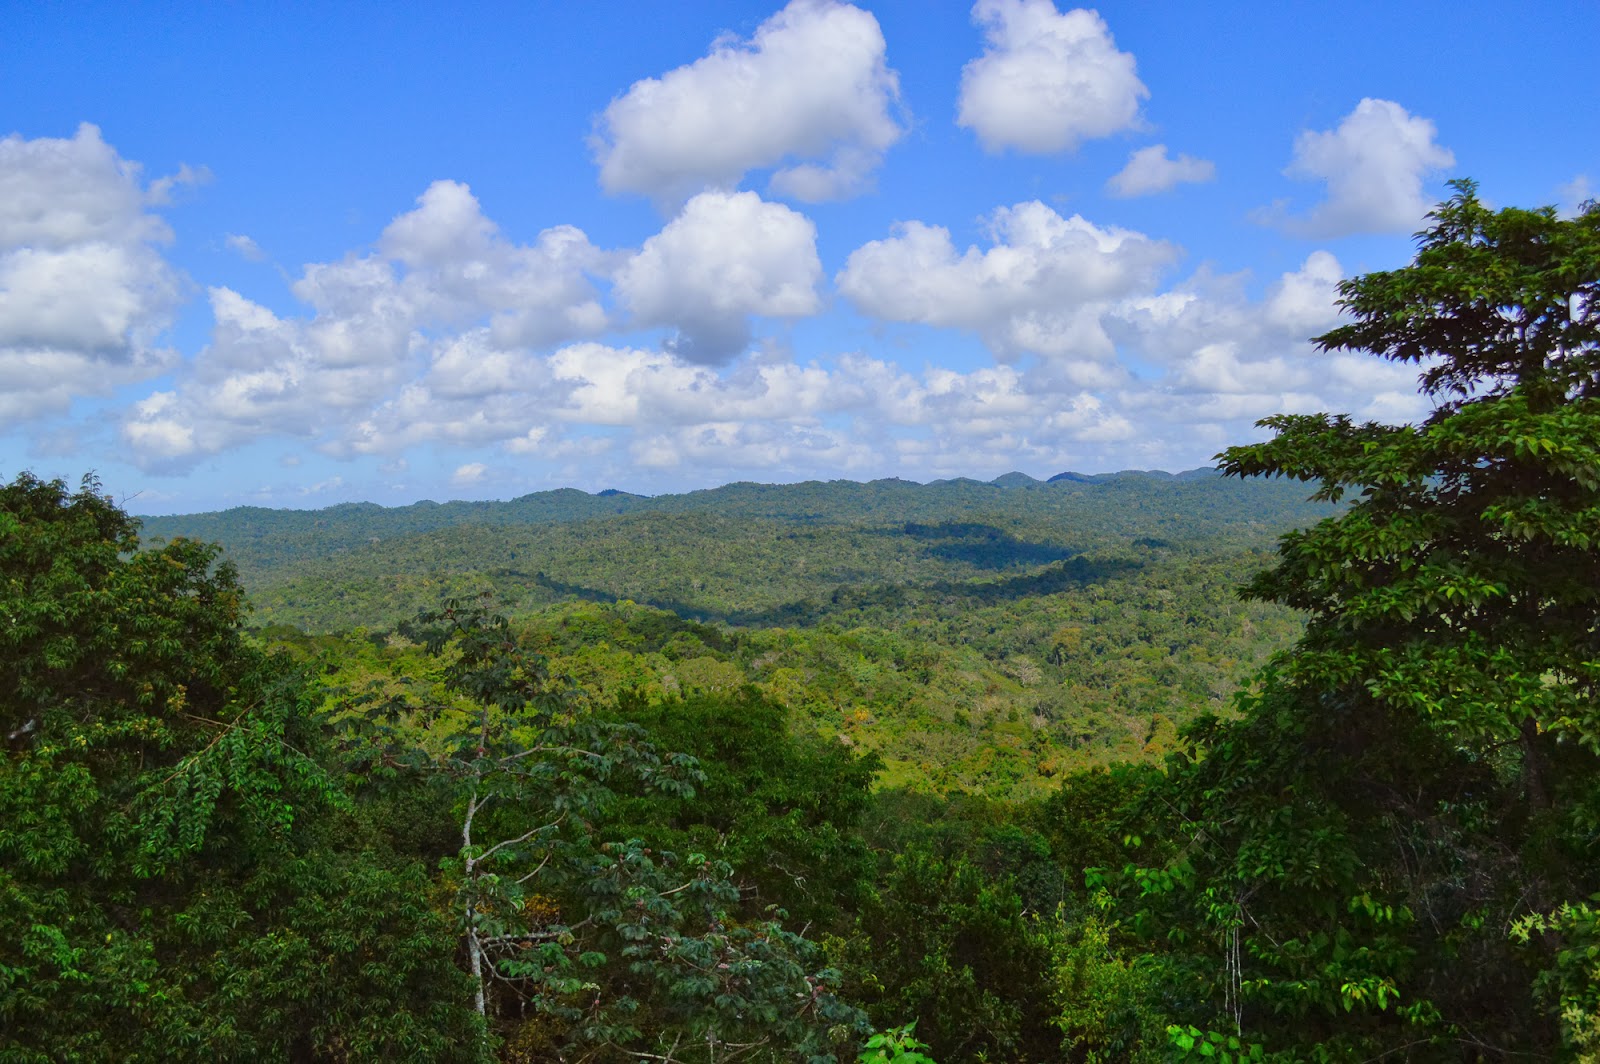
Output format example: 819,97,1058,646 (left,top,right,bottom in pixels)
2,1,1595,514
